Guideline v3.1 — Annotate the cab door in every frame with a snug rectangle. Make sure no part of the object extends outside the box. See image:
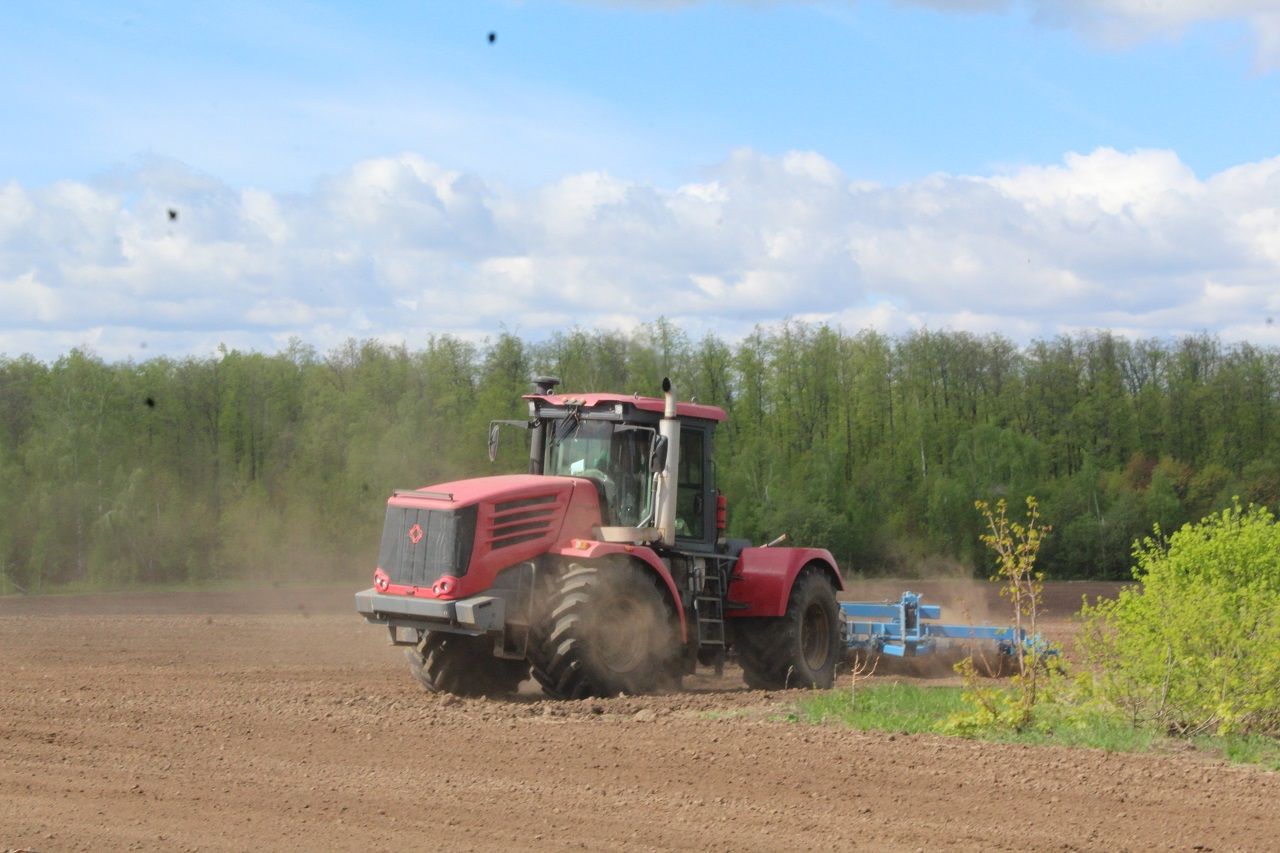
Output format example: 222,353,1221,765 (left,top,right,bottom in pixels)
675,424,716,551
